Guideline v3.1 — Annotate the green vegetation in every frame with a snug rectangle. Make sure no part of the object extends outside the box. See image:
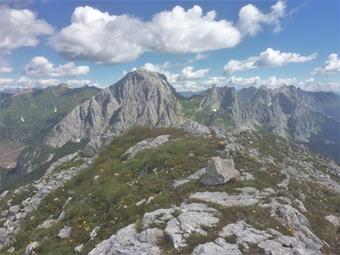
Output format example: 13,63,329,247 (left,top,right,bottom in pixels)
4,127,339,254
0,85,99,142
10,127,220,254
